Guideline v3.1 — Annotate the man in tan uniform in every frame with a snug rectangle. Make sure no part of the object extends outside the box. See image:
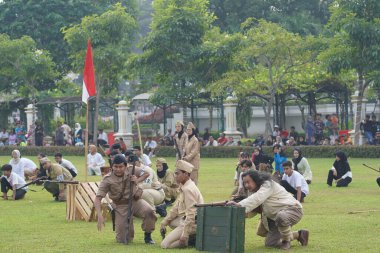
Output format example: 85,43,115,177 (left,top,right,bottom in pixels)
182,122,200,185
160,160,204,249
174,121,188,160
40,158,73,201
94,155,157,244
227,170,309,250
